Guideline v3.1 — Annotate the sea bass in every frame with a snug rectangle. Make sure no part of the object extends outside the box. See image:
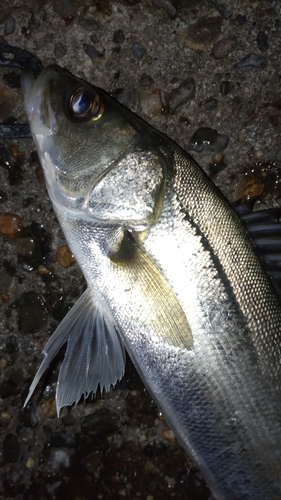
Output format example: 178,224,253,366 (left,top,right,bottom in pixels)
21,65,281,500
